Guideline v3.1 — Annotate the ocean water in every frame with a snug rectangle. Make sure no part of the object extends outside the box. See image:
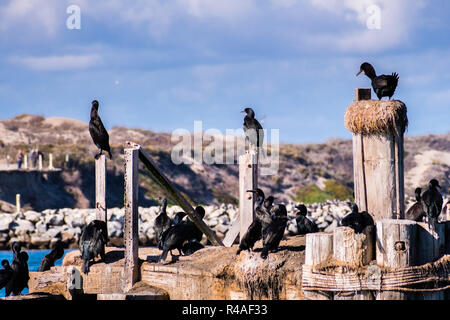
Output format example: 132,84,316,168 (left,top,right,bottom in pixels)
0,249,74,297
